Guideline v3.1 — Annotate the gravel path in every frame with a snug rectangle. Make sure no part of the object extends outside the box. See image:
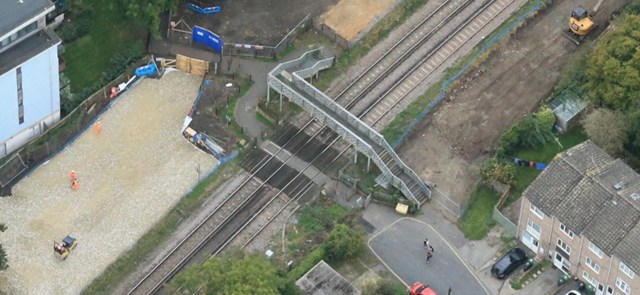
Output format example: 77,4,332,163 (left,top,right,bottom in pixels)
0,71,218,295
